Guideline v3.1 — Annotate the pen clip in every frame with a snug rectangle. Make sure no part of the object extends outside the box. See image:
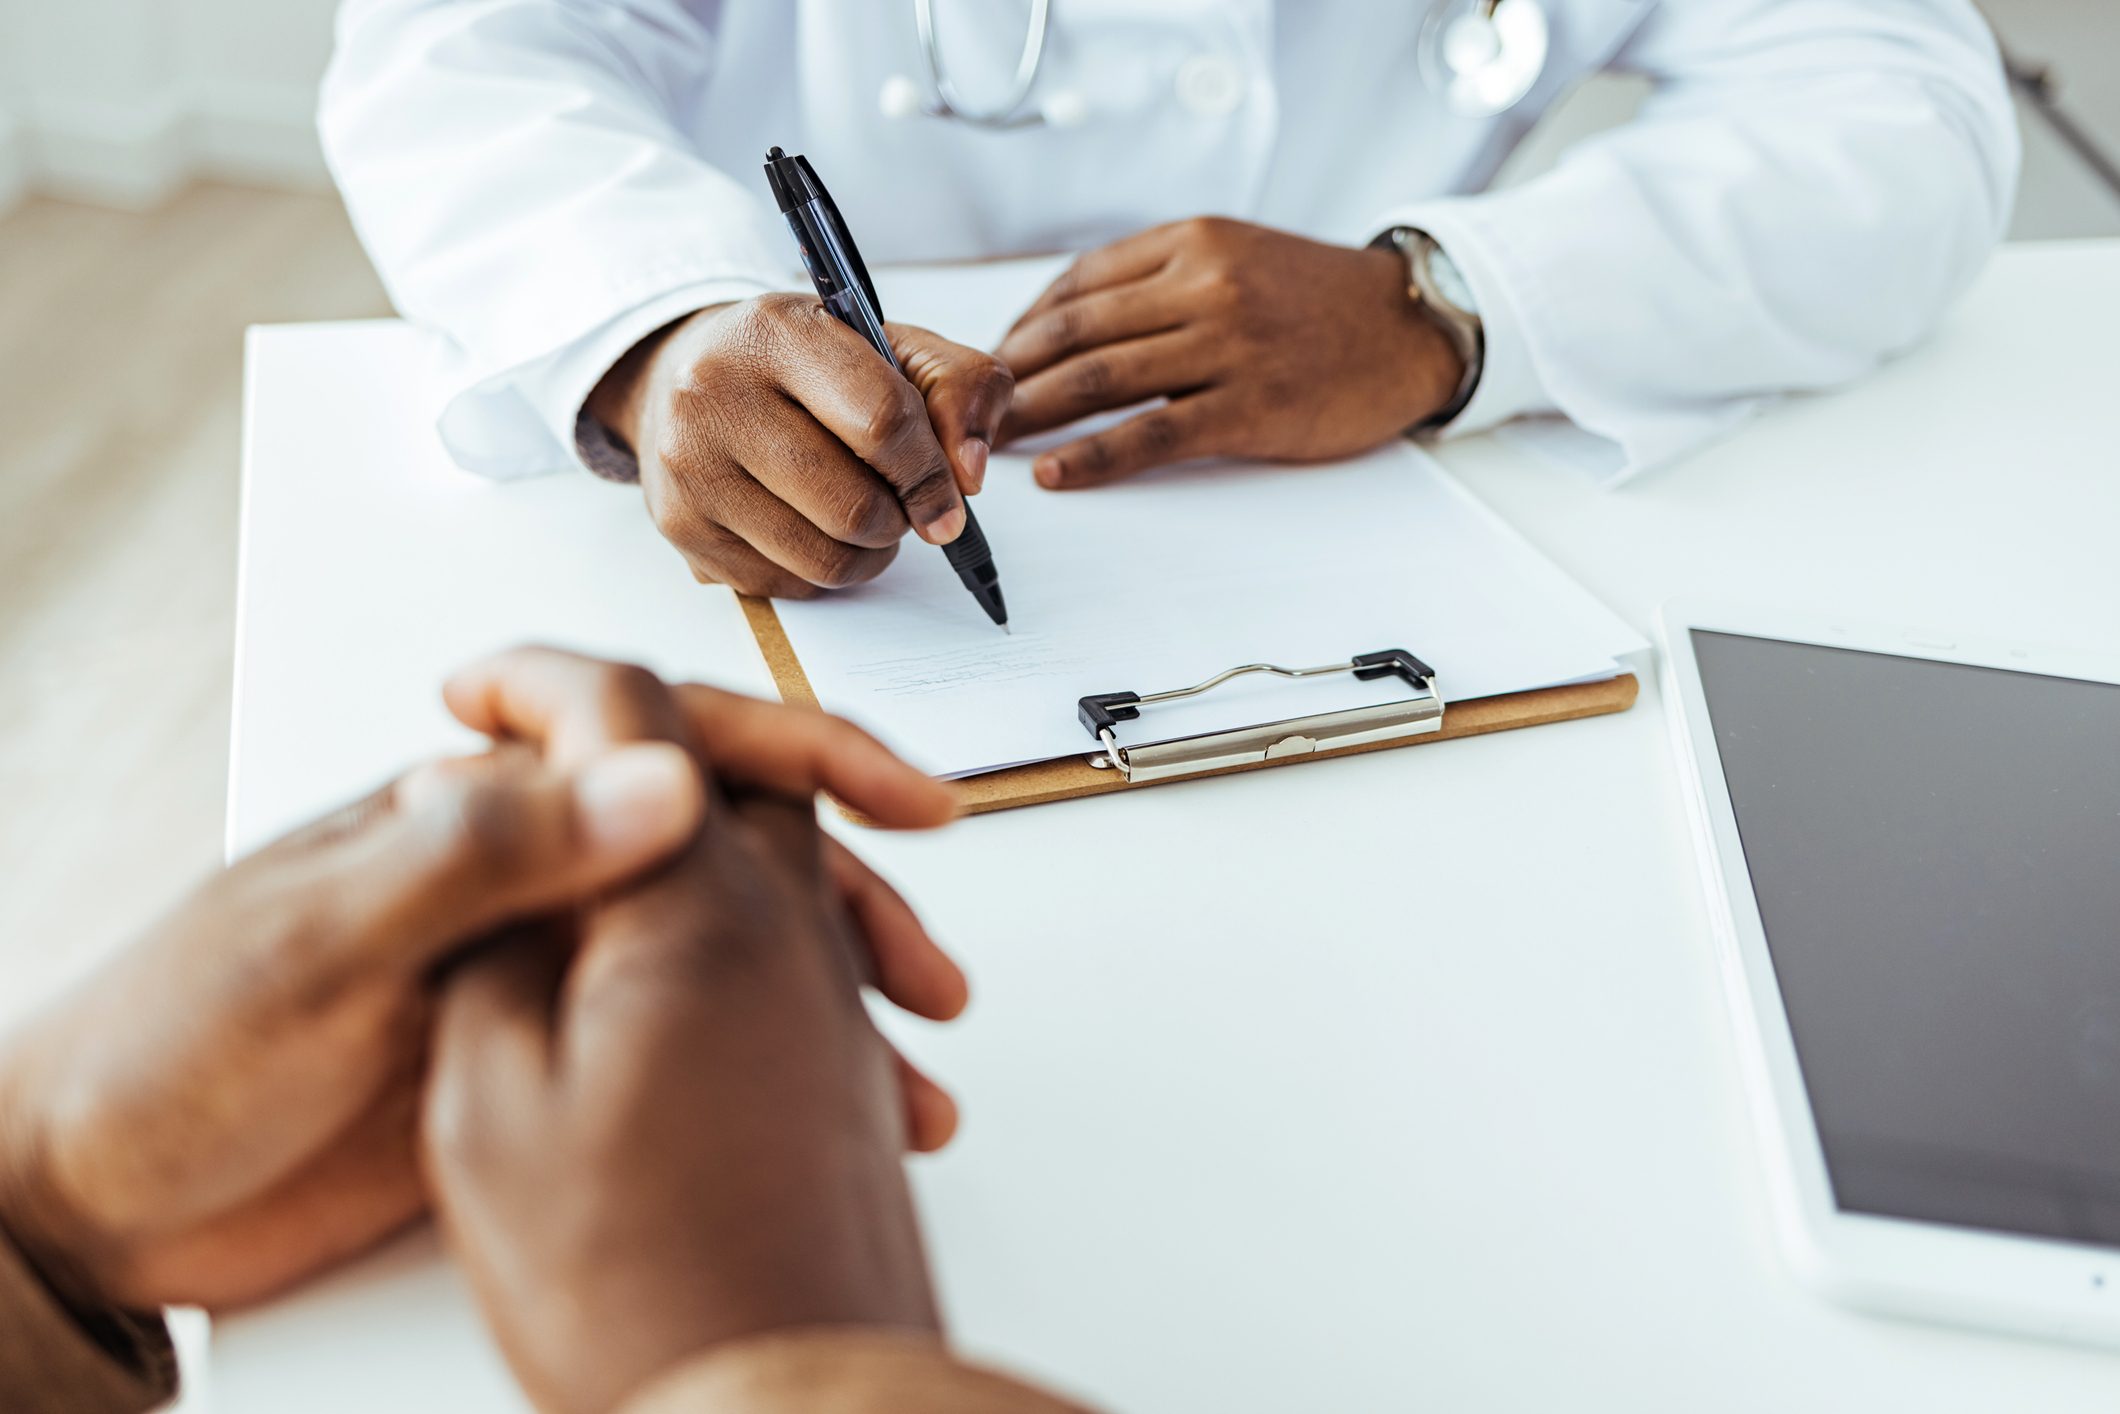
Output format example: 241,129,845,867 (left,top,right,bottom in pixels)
797,155,885,321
